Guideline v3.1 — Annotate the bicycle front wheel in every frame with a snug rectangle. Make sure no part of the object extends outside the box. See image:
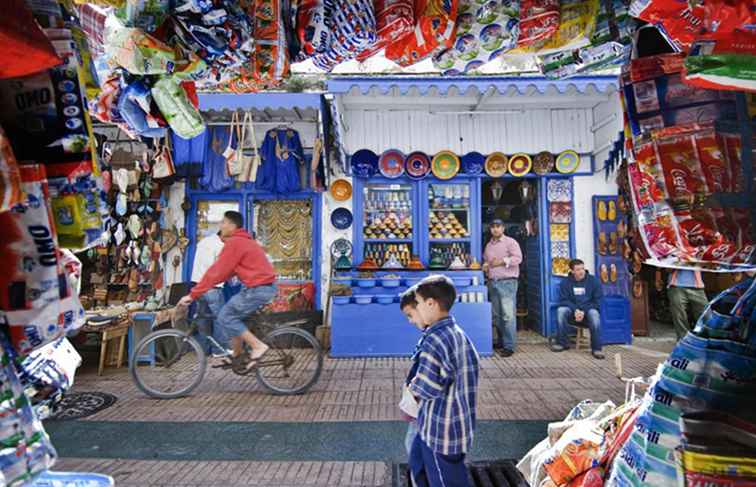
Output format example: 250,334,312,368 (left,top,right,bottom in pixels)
129,329,207,399
256,327,323,395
